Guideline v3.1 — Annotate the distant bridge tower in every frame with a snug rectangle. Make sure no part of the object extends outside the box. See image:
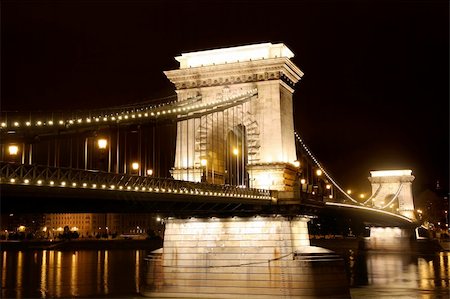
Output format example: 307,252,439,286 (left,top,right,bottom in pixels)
165,43,303,191
368,170,416,220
